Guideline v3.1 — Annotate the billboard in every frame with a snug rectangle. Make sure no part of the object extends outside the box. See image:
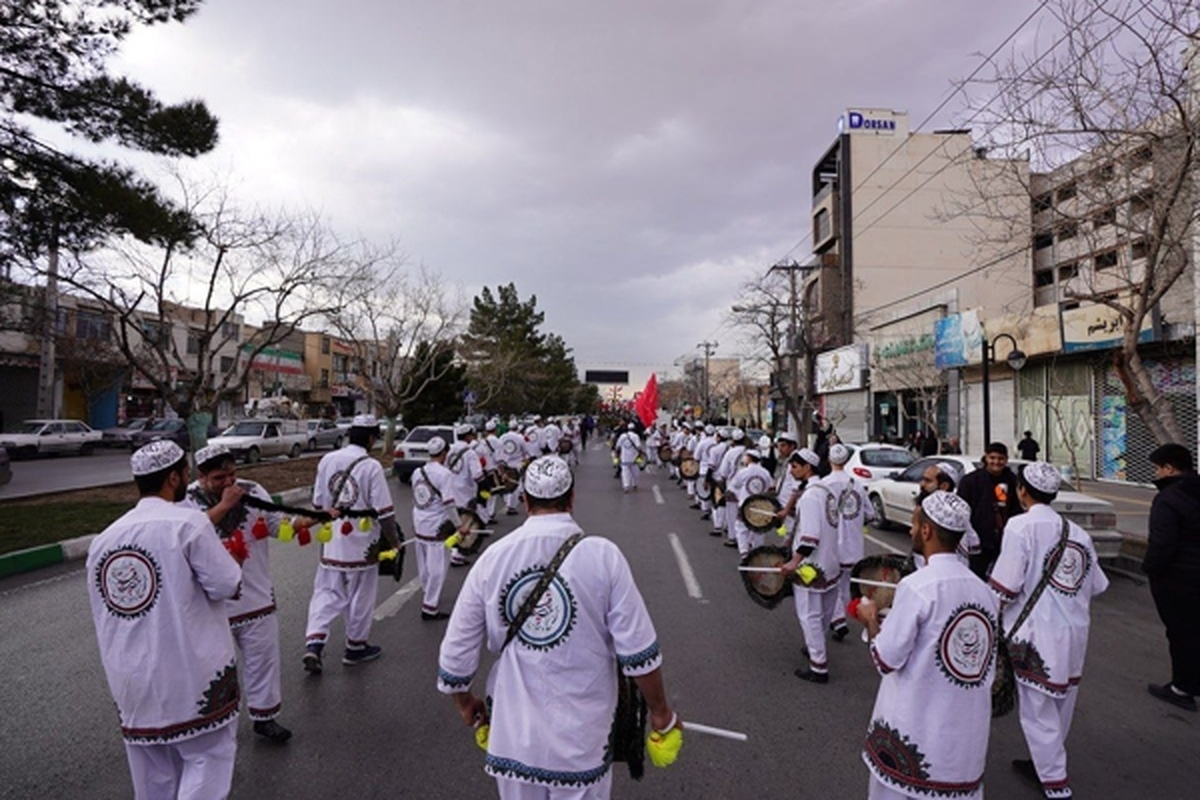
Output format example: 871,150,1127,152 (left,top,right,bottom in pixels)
933,309,984,369
1061,301,1155,353
584,370,629,384
815,345,867,394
